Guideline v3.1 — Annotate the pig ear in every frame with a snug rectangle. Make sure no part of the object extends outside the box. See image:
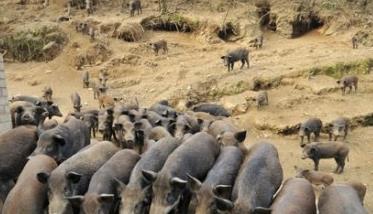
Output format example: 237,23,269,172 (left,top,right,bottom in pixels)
142,170,158,183
66,196,84,207
134,121,143,129
254,207,272,214
129,113,136,122
66,171,82,184
155,120,162,126
197,118,204,125
98,194,115,203
213,185,232,197
162,110,169,117
53,134,65,146
37,172,50,184
36,107,46,115
187,173,201,192
221,56,226,59
214,196,234,211
106,108,114,115
234,131,247,143
170,177,187,190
